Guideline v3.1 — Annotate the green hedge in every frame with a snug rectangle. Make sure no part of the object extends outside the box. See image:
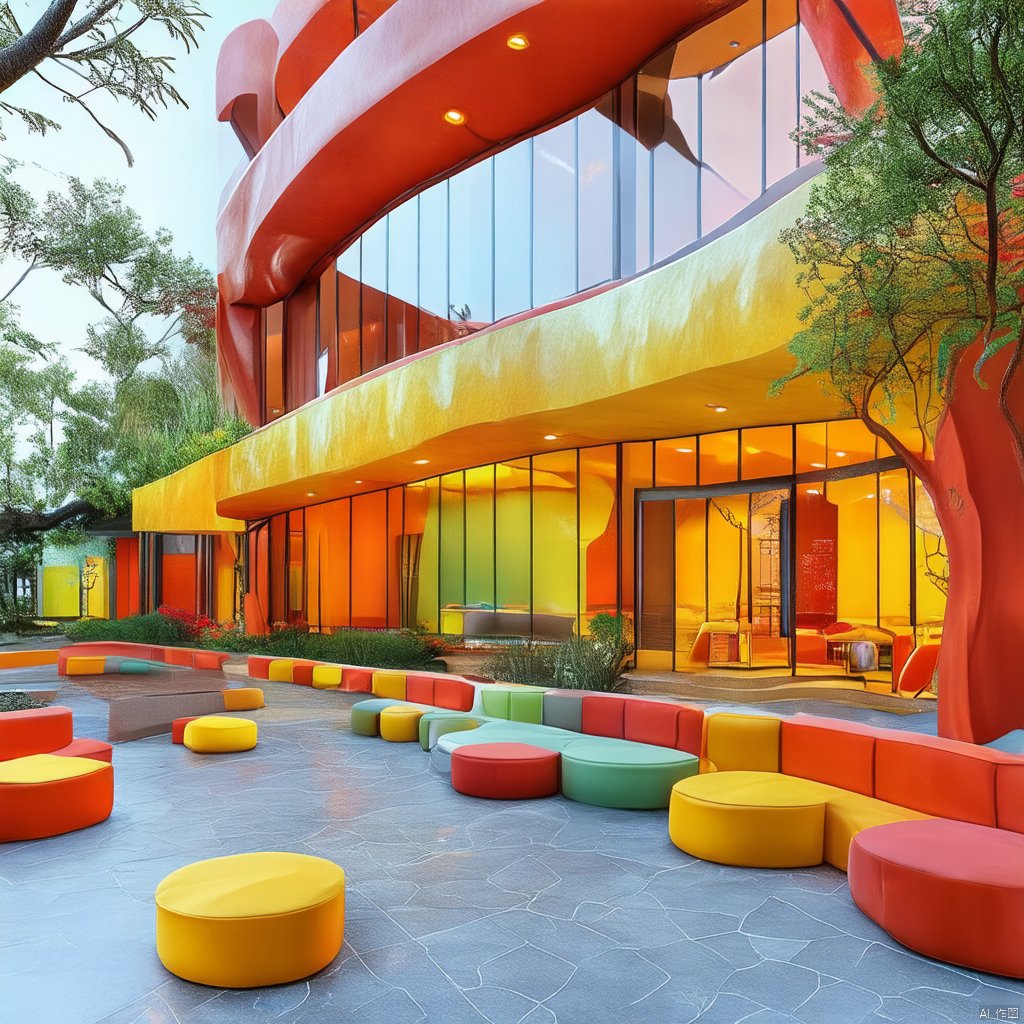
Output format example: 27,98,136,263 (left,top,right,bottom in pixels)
64,615,443,672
